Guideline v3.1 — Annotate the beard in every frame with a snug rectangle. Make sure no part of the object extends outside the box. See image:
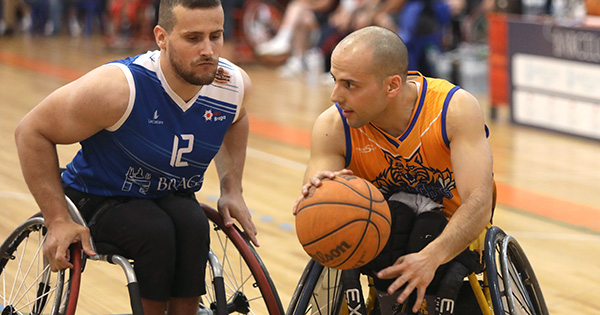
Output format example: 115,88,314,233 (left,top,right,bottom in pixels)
168,50,218,86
